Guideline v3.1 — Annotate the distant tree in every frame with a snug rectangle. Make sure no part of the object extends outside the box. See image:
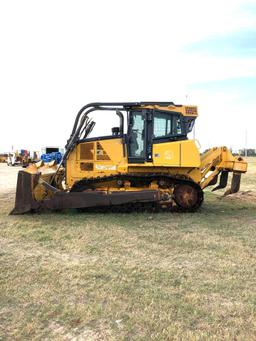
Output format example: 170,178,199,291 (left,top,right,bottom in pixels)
239,149,256,156
201,148,210,154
